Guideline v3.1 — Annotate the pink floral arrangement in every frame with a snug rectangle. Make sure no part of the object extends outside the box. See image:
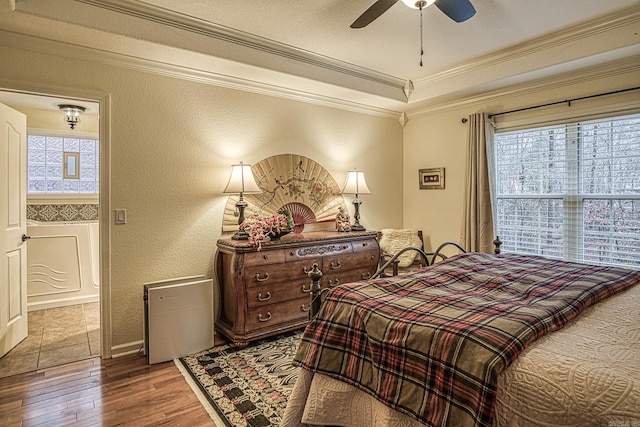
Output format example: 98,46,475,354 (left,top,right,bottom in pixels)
241,211,292,250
